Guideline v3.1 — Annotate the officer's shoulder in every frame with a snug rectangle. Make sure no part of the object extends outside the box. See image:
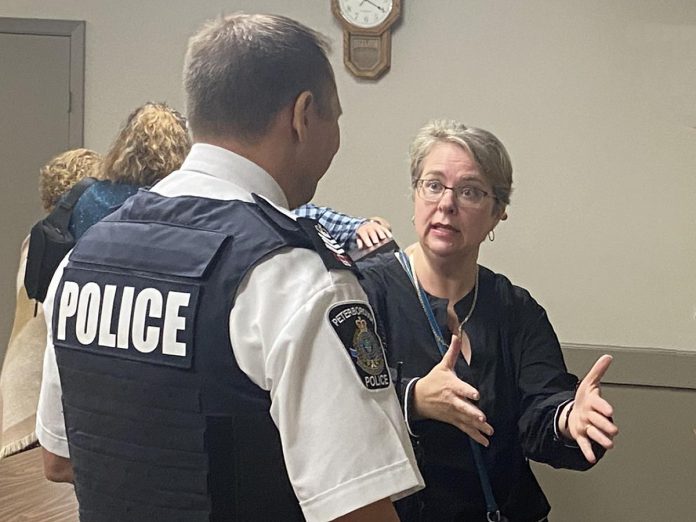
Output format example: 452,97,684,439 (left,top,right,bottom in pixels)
253,194,358,274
